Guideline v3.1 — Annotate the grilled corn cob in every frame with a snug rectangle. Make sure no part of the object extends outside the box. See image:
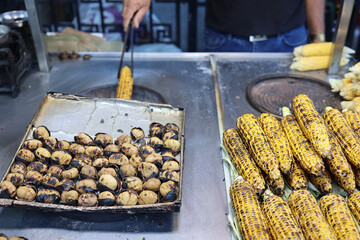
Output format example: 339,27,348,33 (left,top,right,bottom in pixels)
324,107,360,169
258,113,294,175
281,107,325,177
115,65,133,99
262,190,305,240
285,161,308,190
229,177,271,240
348,190,360,225
290,56,348,71
288,190,336,240
292,94,331,159
332,168,356,194
320,193,360,240
223,129,266,194
236,114,281,181
343,109,360,138
293,42,334,57
308,167,332,194
351,164,360,188
263,170,285,196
